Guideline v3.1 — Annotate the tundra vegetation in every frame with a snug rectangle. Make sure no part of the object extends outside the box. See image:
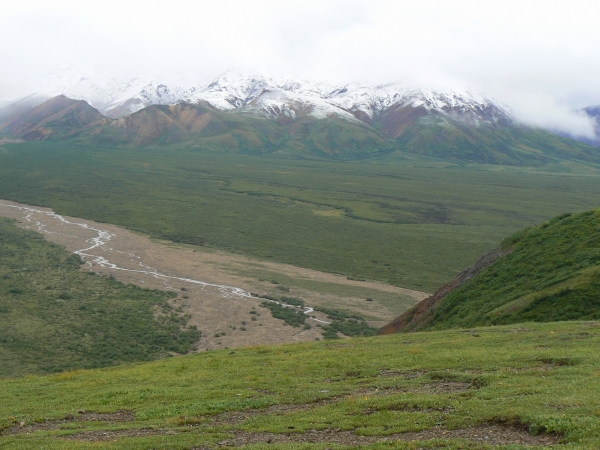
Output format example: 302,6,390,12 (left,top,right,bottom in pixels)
412,208,600,330
0,217,199,377
1,140,600,447
1,142,600,291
